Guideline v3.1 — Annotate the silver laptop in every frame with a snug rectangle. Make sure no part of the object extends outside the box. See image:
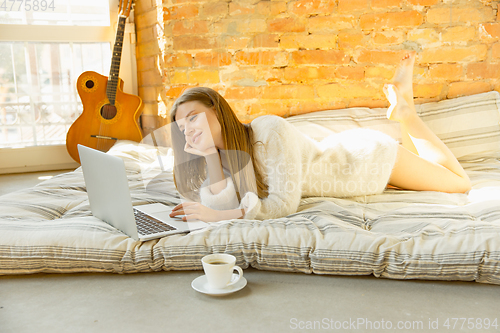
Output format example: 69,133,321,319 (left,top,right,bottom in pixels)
77,144,208,241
